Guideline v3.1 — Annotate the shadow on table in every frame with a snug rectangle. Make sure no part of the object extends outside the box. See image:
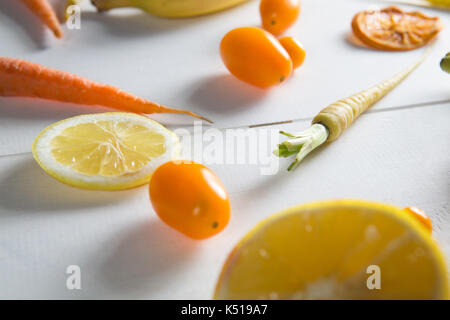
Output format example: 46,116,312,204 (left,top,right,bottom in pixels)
344,32,373,51
241,140,331,200
97,219,198,298
188,74,267,114
0,97,112,121
80,11,201,38
80,2,246,40
0,158,136,213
